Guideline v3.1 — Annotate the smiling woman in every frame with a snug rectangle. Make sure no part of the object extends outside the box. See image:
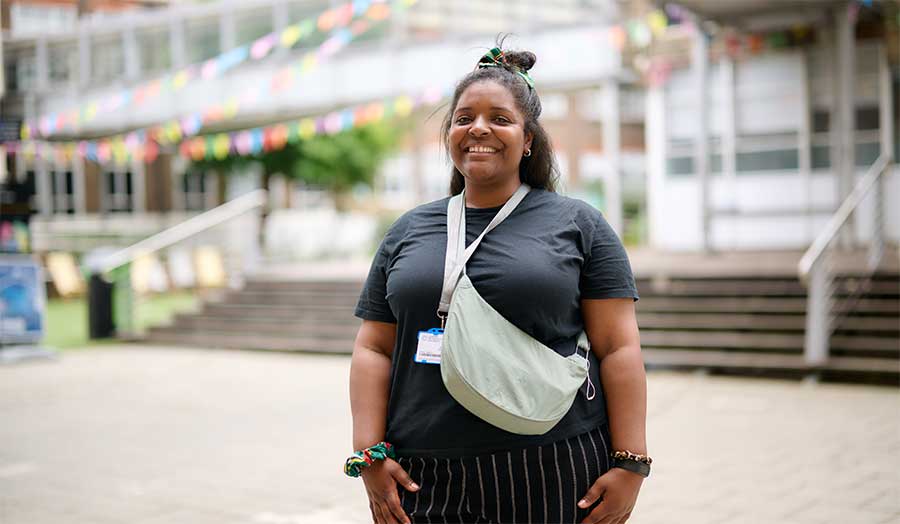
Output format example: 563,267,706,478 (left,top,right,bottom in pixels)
349,40,649,524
